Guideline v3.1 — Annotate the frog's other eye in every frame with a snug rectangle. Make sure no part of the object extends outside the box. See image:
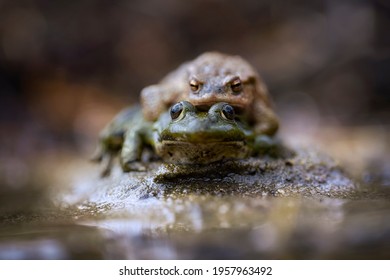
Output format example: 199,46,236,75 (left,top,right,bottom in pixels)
230,78,242,94
189,78,201,92
170,102,184,120
221,104,235,121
